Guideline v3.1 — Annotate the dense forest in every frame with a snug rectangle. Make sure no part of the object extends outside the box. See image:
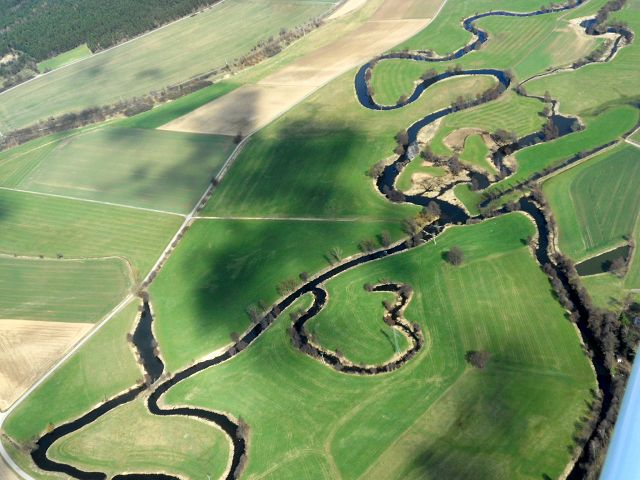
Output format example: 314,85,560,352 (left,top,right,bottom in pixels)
0,0,223,61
